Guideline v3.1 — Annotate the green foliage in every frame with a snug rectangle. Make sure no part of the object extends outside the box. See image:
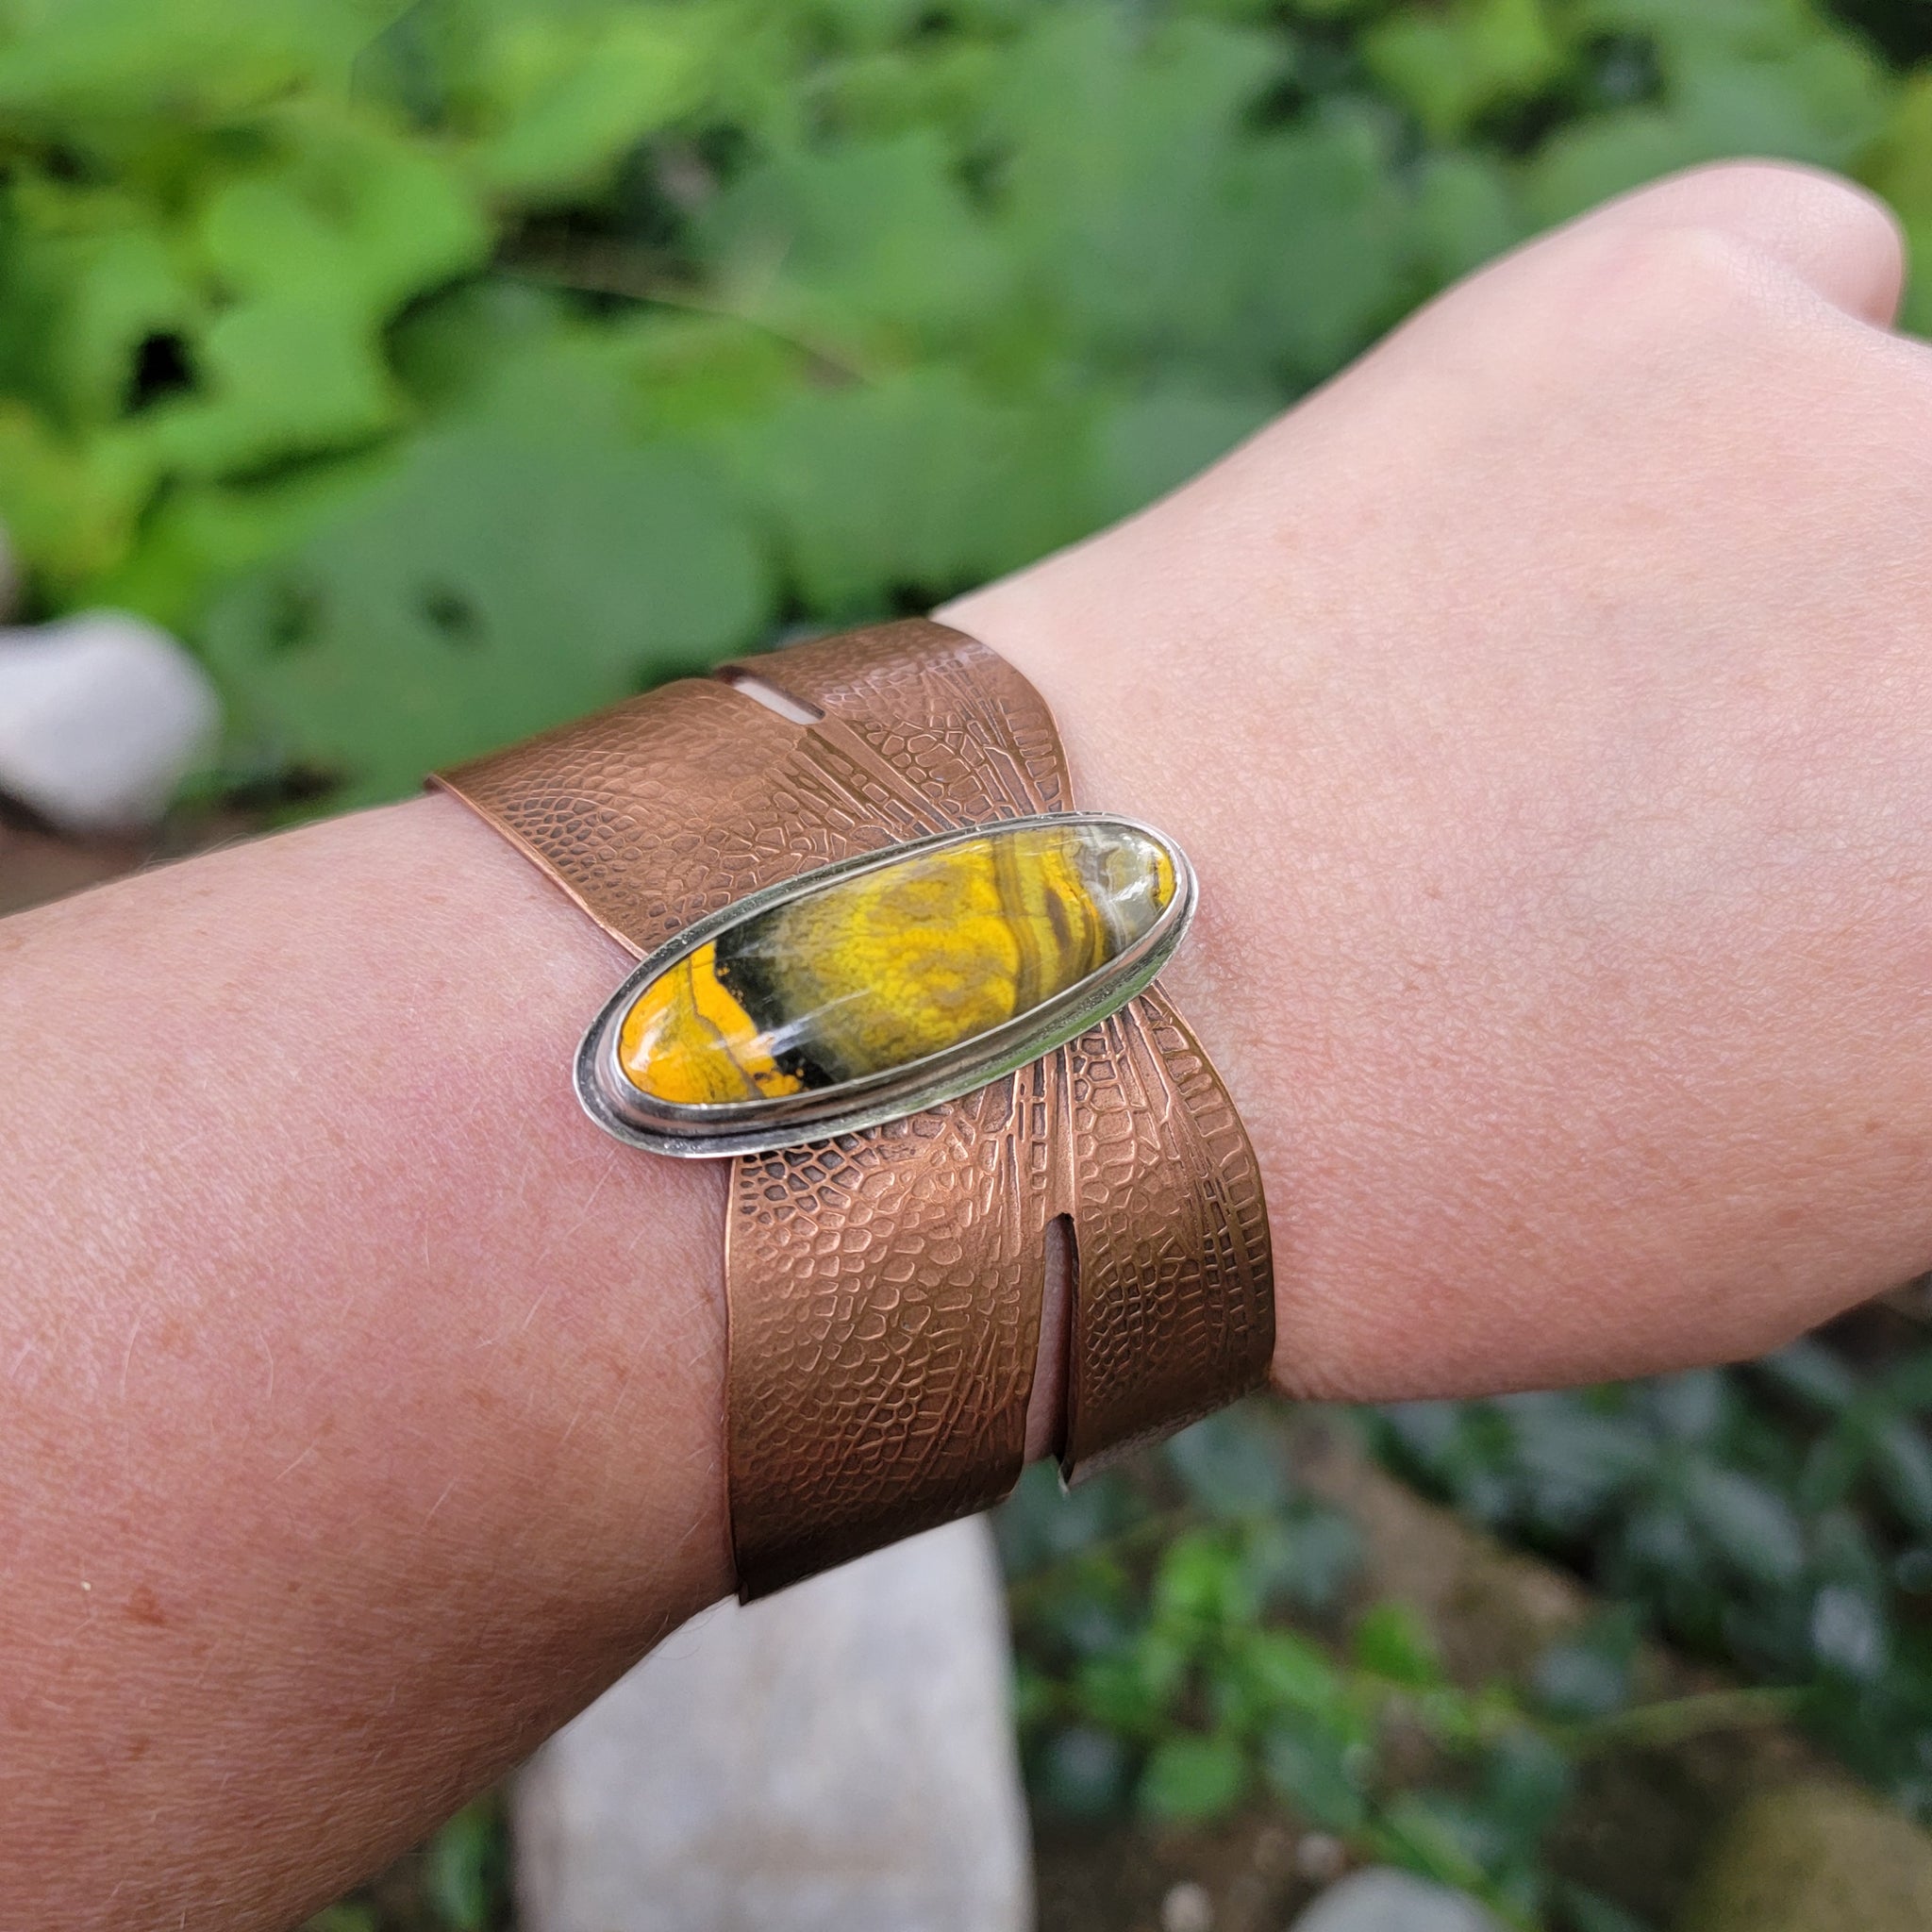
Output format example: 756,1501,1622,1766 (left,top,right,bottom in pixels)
300,1792,508,1932
0,0,1926,802
1378,1342,1932,1813
1005,1366,1932,1924
1523,1,1894,226
1865,69,1932,331
1000,1406,1663,1929
199,386,766,788
1362,0,1569,142
424,1799,504,1932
